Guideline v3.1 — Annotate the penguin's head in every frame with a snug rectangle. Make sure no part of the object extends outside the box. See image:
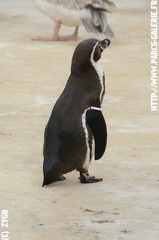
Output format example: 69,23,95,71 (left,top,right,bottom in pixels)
71,38,111,74
92,39,111,62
